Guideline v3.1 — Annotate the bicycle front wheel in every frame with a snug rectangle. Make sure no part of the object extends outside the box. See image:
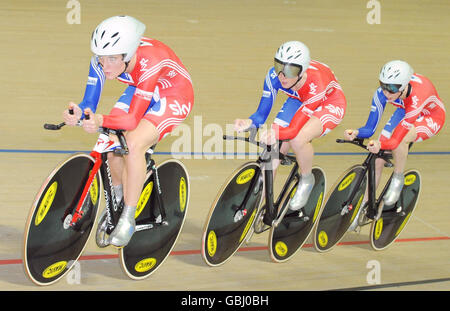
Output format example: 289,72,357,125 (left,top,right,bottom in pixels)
23,153,101,286
313,165,366,252
201,162,264,267
370,169,421,251
269,167,326,262
119,159,190,280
